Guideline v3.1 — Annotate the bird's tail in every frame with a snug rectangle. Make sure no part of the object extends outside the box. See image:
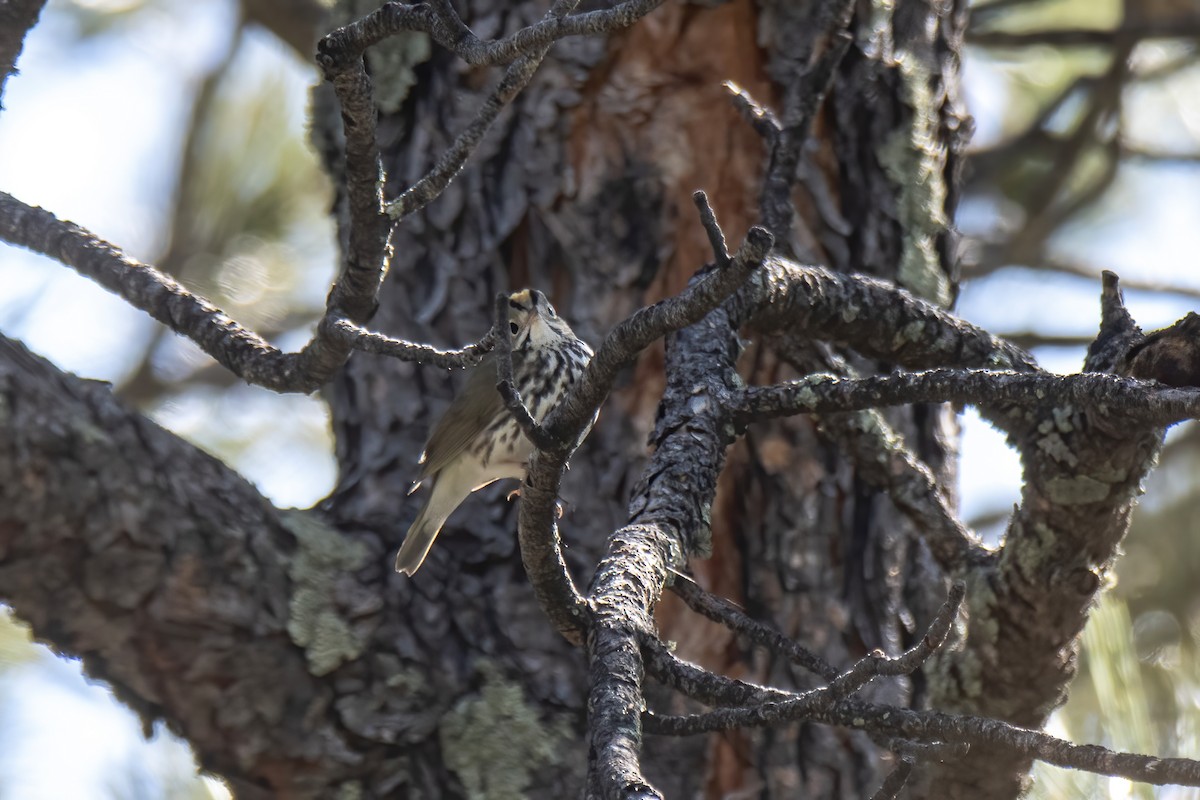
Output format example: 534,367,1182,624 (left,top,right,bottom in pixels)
394,507,443,576
394,482,461,576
